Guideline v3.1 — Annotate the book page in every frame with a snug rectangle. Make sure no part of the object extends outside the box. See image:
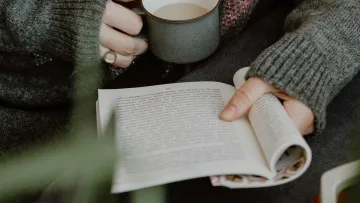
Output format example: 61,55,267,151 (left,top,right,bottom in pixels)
98,82,272,193
247,94,311,172
212,67,311,188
